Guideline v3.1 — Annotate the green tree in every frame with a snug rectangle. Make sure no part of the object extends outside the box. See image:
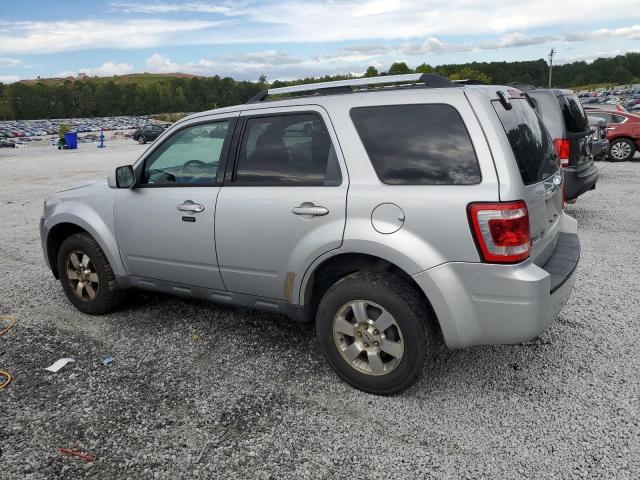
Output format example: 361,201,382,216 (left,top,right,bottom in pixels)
364,66,379,77
414,63,434,74
387,62,412,75
449,67,492,84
